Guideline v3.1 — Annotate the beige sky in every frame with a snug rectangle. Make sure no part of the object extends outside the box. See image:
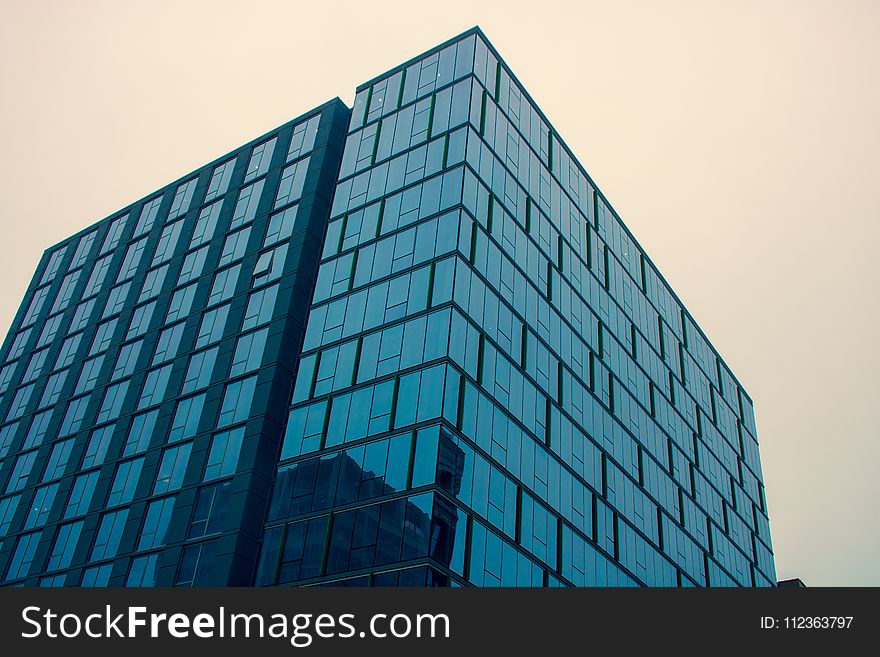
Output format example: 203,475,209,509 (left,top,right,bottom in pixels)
1,0,877,585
